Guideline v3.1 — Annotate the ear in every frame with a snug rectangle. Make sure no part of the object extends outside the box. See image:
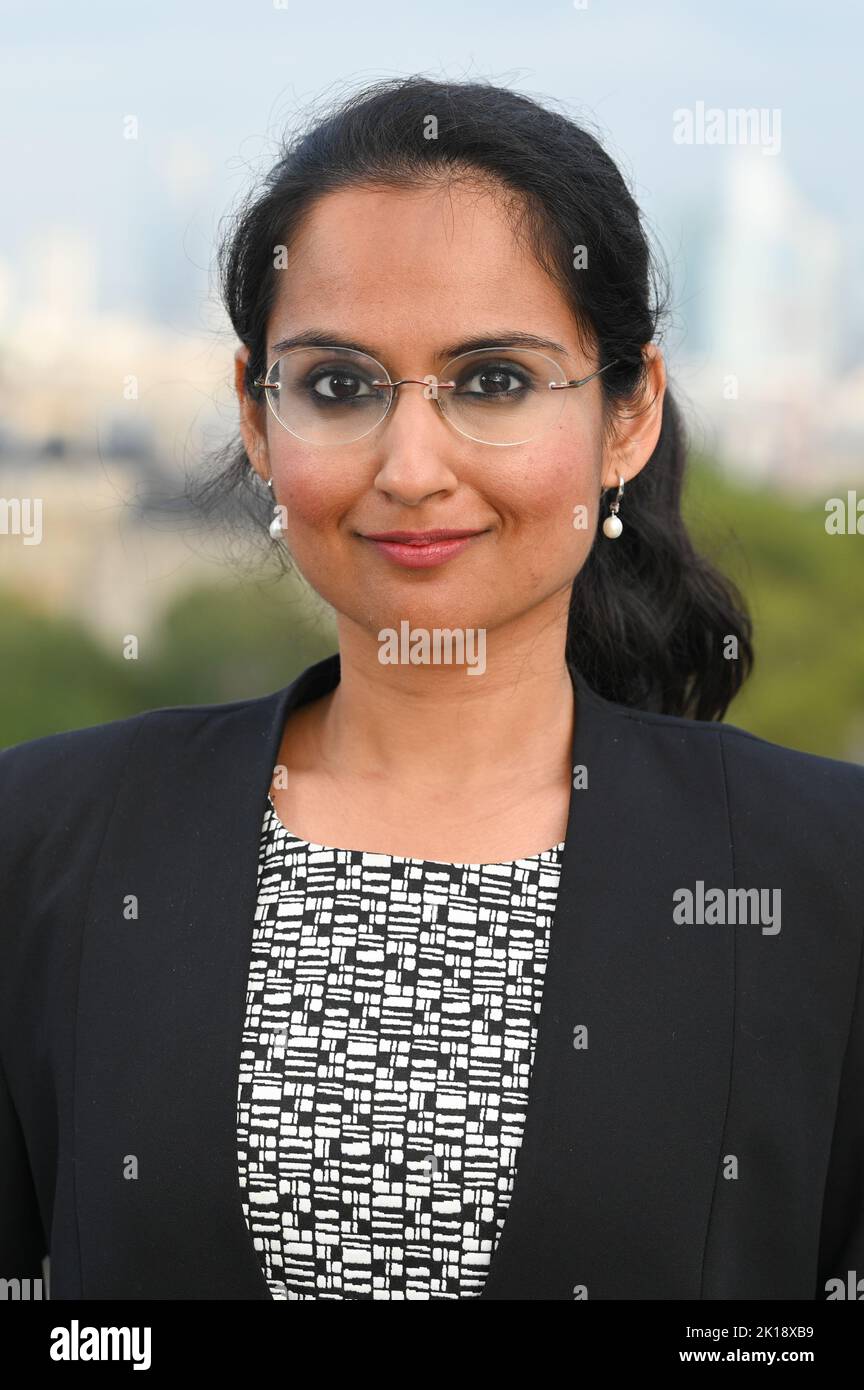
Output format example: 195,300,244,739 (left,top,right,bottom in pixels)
234,345,270,484
601,344,667,492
